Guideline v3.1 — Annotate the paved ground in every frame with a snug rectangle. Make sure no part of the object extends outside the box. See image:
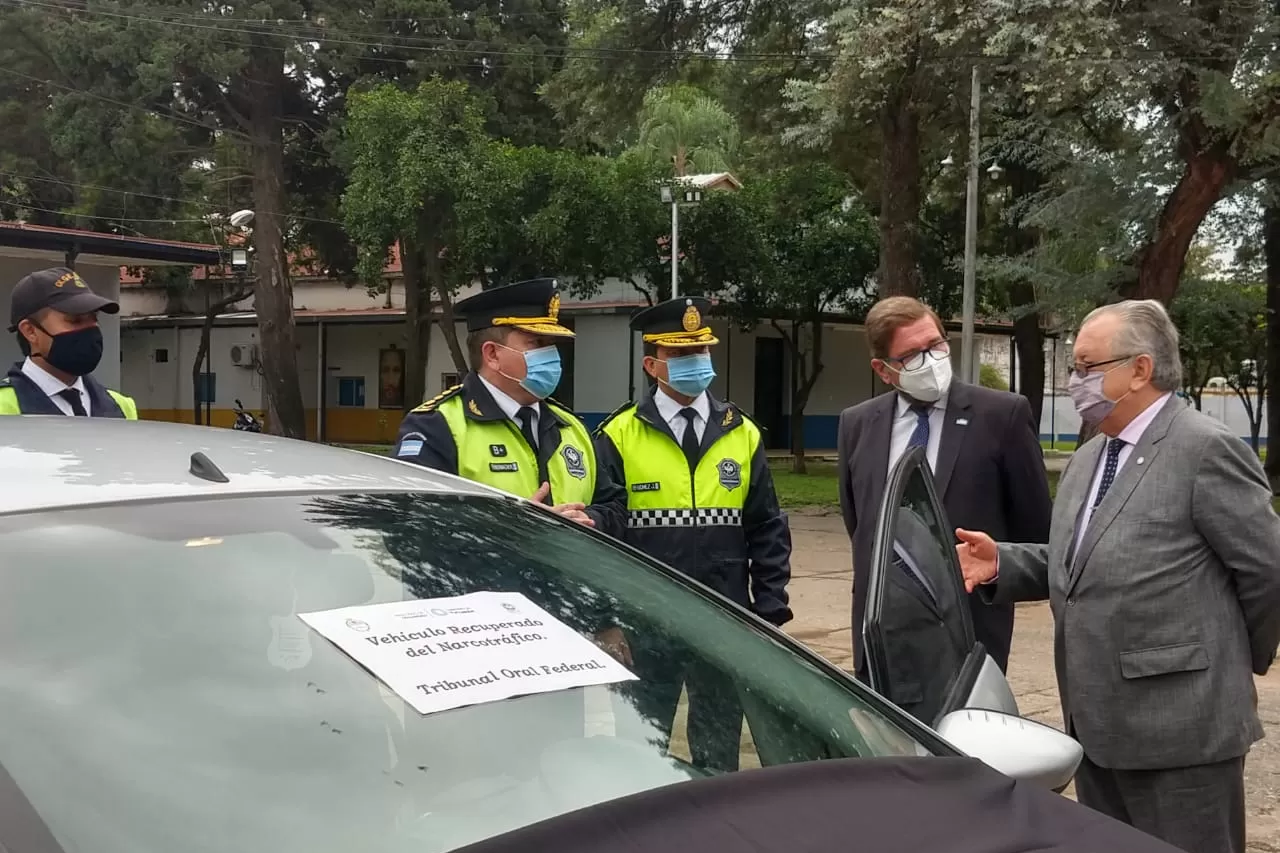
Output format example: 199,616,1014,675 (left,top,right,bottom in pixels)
782,507,1280,852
